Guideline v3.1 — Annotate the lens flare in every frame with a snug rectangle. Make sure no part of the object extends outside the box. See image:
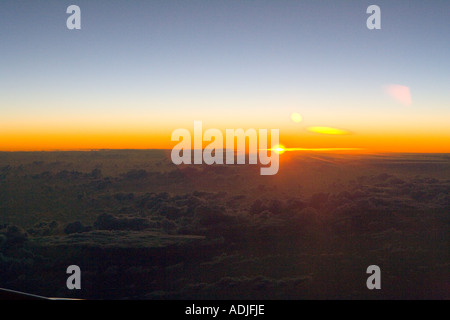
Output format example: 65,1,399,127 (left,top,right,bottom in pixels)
384,84,412,106
307,127,351,135
291,113,303,123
